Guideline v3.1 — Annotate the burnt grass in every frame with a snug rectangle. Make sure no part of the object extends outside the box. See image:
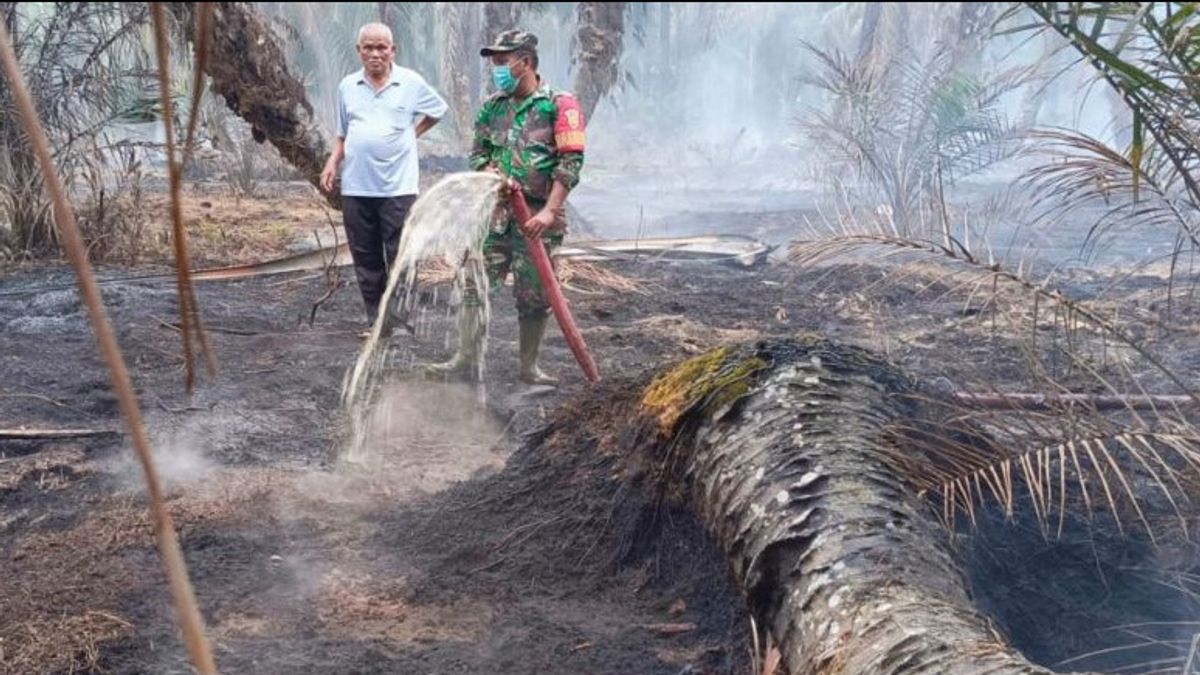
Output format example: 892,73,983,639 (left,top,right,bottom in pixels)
3,244,1200,673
